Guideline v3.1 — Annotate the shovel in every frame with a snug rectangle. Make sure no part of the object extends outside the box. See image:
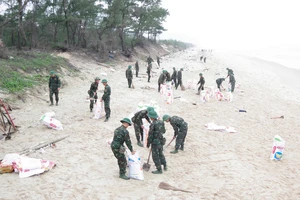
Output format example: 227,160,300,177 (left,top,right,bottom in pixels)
142,147,152,171
166,137,176,148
